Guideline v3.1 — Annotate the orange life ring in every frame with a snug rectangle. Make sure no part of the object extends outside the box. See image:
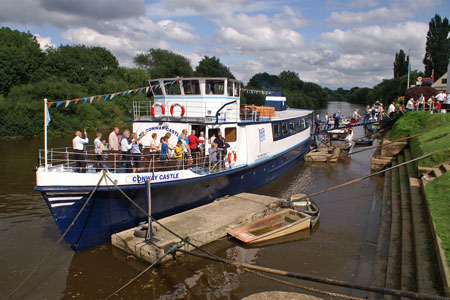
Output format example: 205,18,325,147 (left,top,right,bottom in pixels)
170,103,185,117
151,103,165,117
228,152,237,164
228,152,232,164
233,152,237,162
